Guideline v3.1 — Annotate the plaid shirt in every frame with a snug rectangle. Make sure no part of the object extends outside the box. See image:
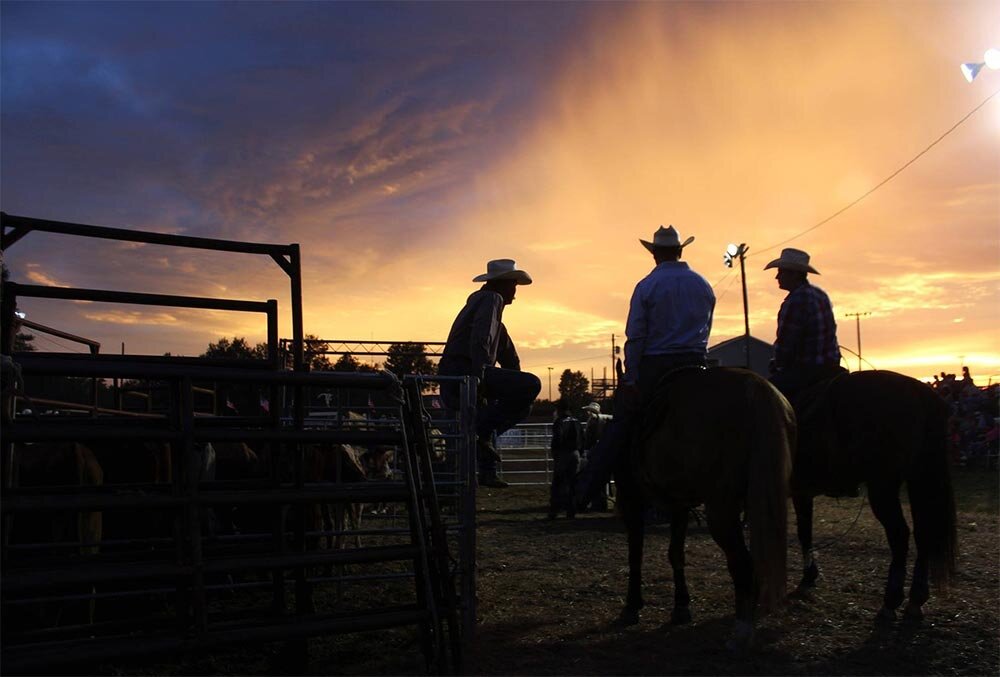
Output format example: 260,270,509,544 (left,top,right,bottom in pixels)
774,282,841,369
